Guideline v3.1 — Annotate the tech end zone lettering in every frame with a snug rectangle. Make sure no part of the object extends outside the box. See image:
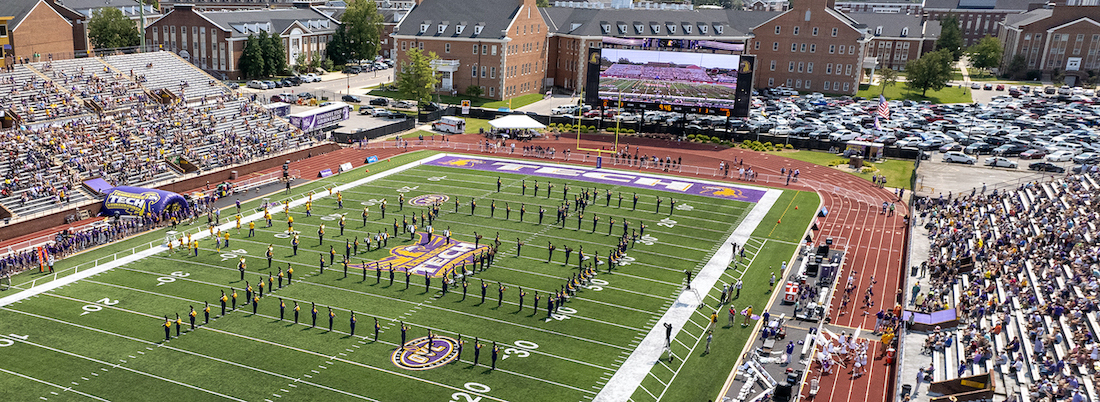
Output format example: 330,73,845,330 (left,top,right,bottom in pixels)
426,156,766,203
